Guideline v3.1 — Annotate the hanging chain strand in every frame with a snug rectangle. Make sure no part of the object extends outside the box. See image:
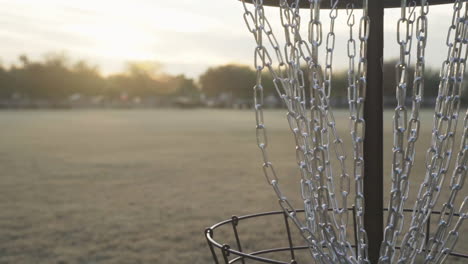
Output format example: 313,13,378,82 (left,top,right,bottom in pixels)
344,2,357,260
379,1,425,263
426,110,468,264
305,1,352,261
436,196,468,264
242,0,345,262
350,1,370,263
241,0,372,263
243,0,332,264
240,1,466,264
287,1,351,261
398,1,468,263
424,4,468,263
278,0,358,261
